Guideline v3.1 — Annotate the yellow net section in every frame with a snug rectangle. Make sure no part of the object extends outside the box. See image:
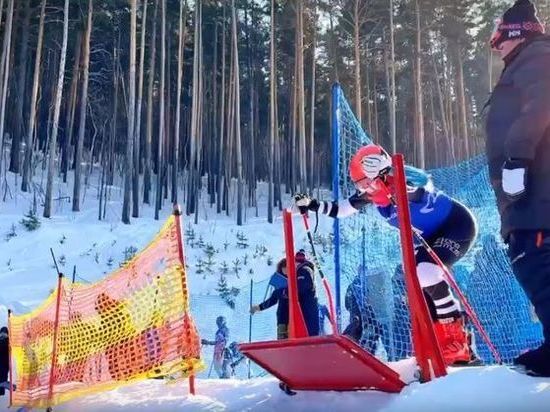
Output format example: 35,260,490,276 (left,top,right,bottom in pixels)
9,215,204,409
